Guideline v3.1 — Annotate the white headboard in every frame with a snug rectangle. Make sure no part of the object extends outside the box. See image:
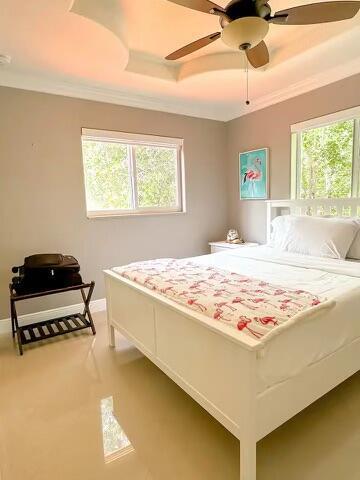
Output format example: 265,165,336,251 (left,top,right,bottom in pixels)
266,198,360,243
